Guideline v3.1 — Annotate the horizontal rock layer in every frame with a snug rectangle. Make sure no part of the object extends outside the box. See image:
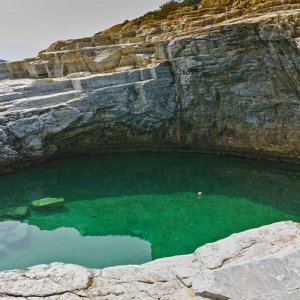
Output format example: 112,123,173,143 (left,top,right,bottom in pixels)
0,0,300,171
2,0,300,79
0,221,299,299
